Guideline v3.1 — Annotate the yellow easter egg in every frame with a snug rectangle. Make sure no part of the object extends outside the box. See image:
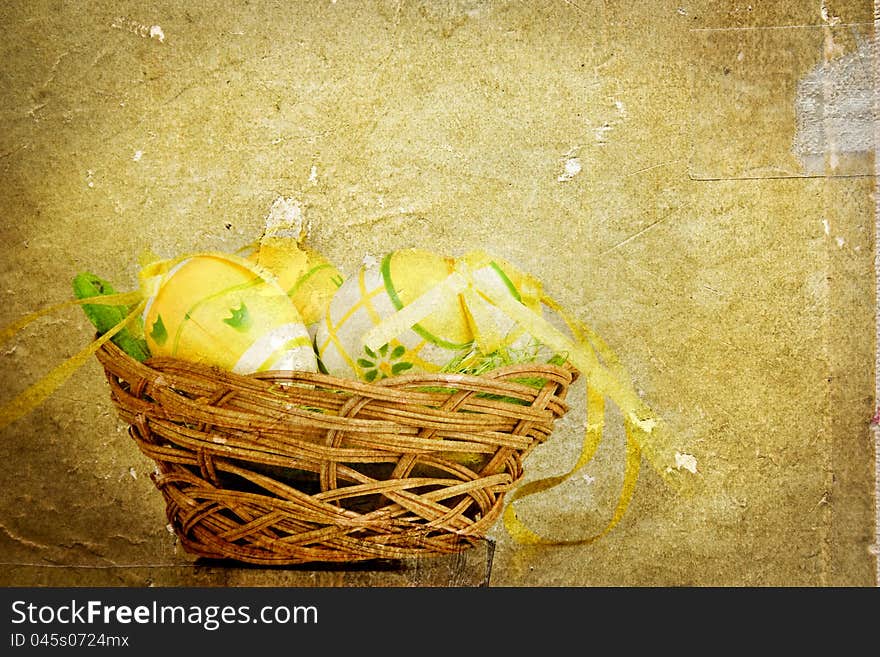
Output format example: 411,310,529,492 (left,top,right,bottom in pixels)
250,237,343,333
315,248,543,382
142,253,317,374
